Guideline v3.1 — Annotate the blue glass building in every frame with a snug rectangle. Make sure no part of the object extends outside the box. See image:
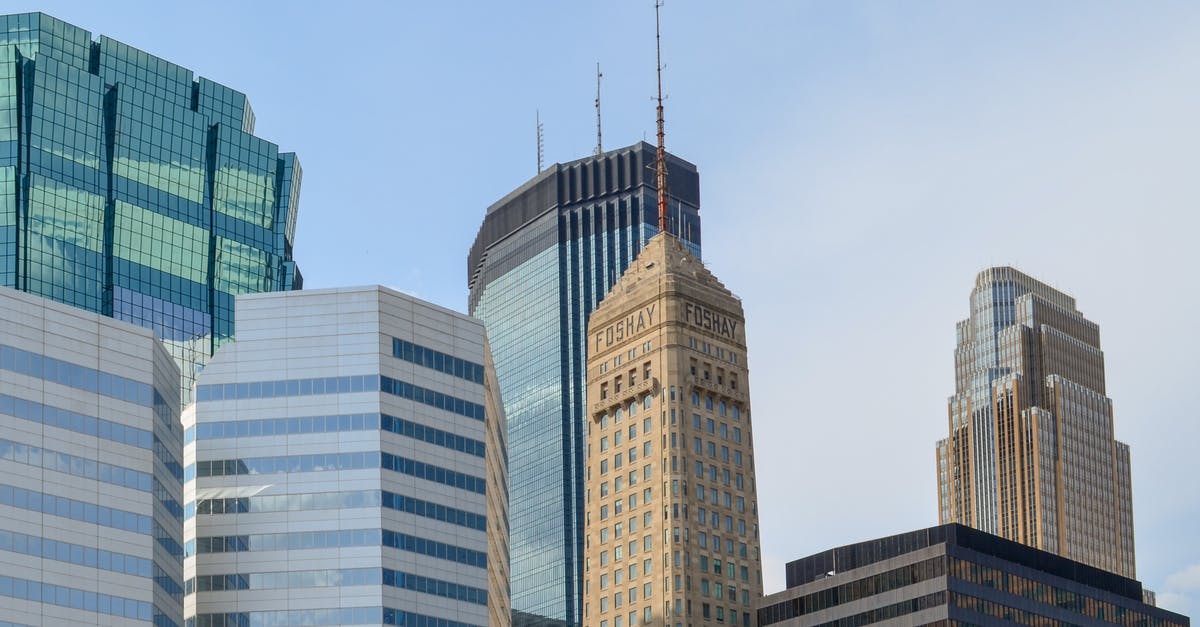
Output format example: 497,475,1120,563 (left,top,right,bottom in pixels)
468,141,701,627
0,13,301,403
